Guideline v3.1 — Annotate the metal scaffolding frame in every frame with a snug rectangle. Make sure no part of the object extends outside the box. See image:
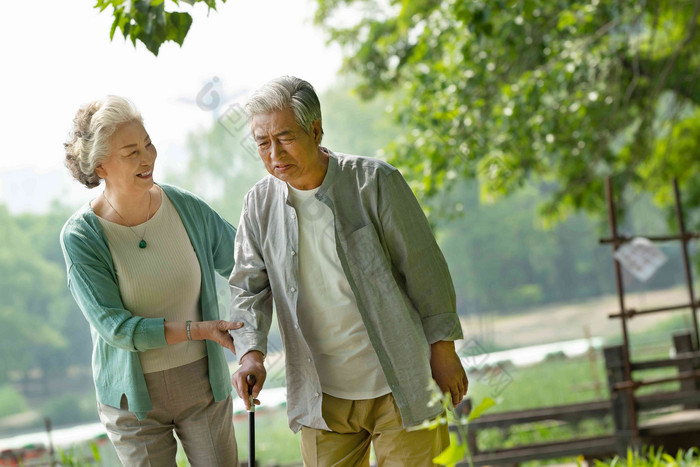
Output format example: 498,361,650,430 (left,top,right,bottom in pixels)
599,177,700,436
